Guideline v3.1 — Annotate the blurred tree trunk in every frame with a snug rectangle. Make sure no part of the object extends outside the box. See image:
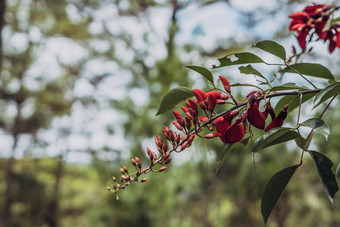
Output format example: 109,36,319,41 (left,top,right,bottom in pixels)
45,154,64,227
